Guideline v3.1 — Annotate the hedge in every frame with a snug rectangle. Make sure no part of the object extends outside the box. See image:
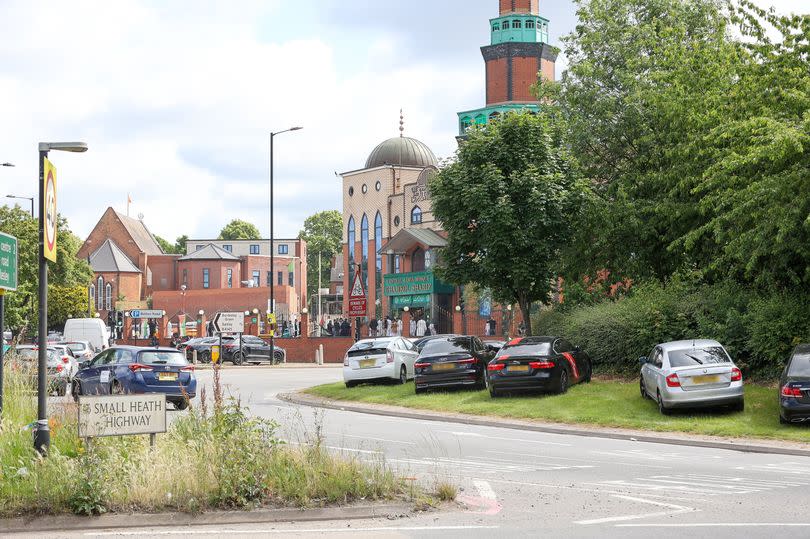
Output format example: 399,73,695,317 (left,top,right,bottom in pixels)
534,279,810,379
